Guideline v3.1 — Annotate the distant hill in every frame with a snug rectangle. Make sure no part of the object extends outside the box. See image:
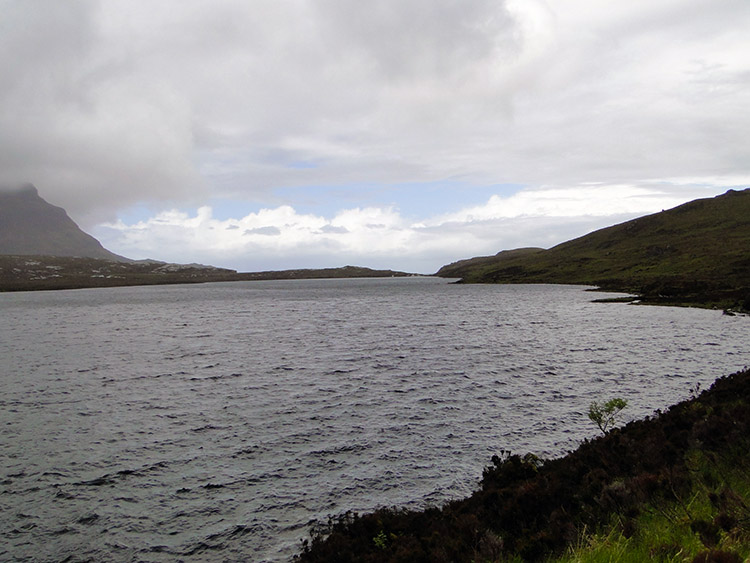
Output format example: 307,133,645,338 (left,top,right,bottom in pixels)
0,255,414,292
0,255,238,291
234,265,413,281
0,183,128,261
436,189,750,310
